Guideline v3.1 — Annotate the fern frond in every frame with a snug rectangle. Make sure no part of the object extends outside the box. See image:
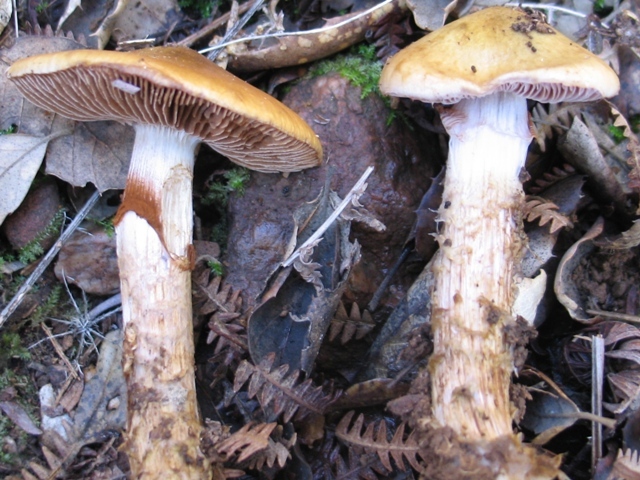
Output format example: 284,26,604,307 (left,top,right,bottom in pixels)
233,353,339,422
610,103,640,192
531,104,583,152
523,196,573,233
329,302,375,344
336,411,425,473
609,448,640,480
217,422,277,465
